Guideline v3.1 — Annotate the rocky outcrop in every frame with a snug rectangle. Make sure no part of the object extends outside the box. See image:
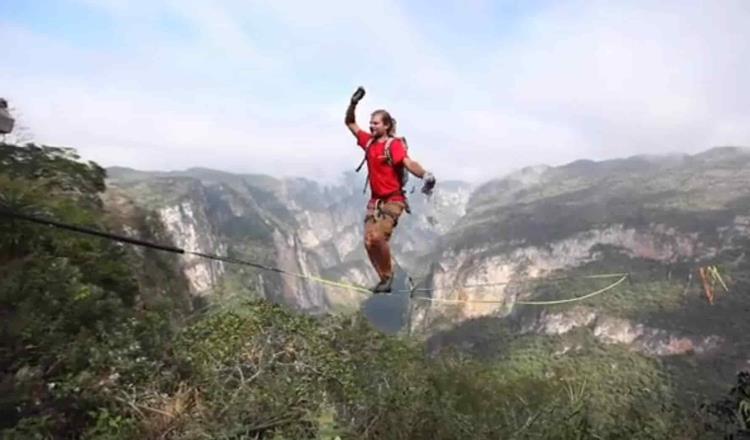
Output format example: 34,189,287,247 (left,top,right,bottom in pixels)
412,223,719,332
526,307,723,357
101,186,195,312
530,307,597,335
158,200,225,295
272,178,472,310
593,316,722,356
